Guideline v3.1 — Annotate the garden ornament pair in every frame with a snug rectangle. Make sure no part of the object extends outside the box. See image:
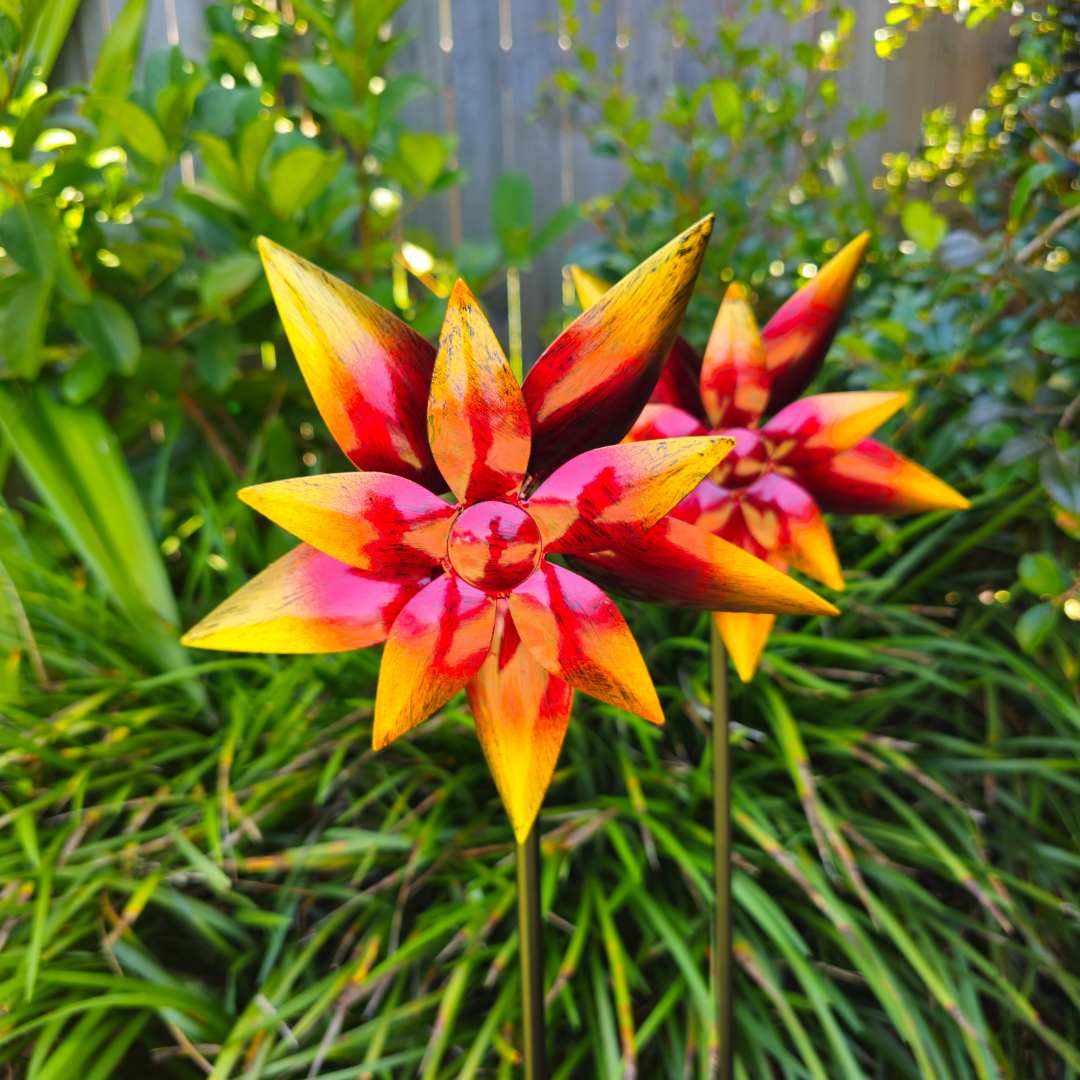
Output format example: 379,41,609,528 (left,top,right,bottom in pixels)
184,217,967,841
